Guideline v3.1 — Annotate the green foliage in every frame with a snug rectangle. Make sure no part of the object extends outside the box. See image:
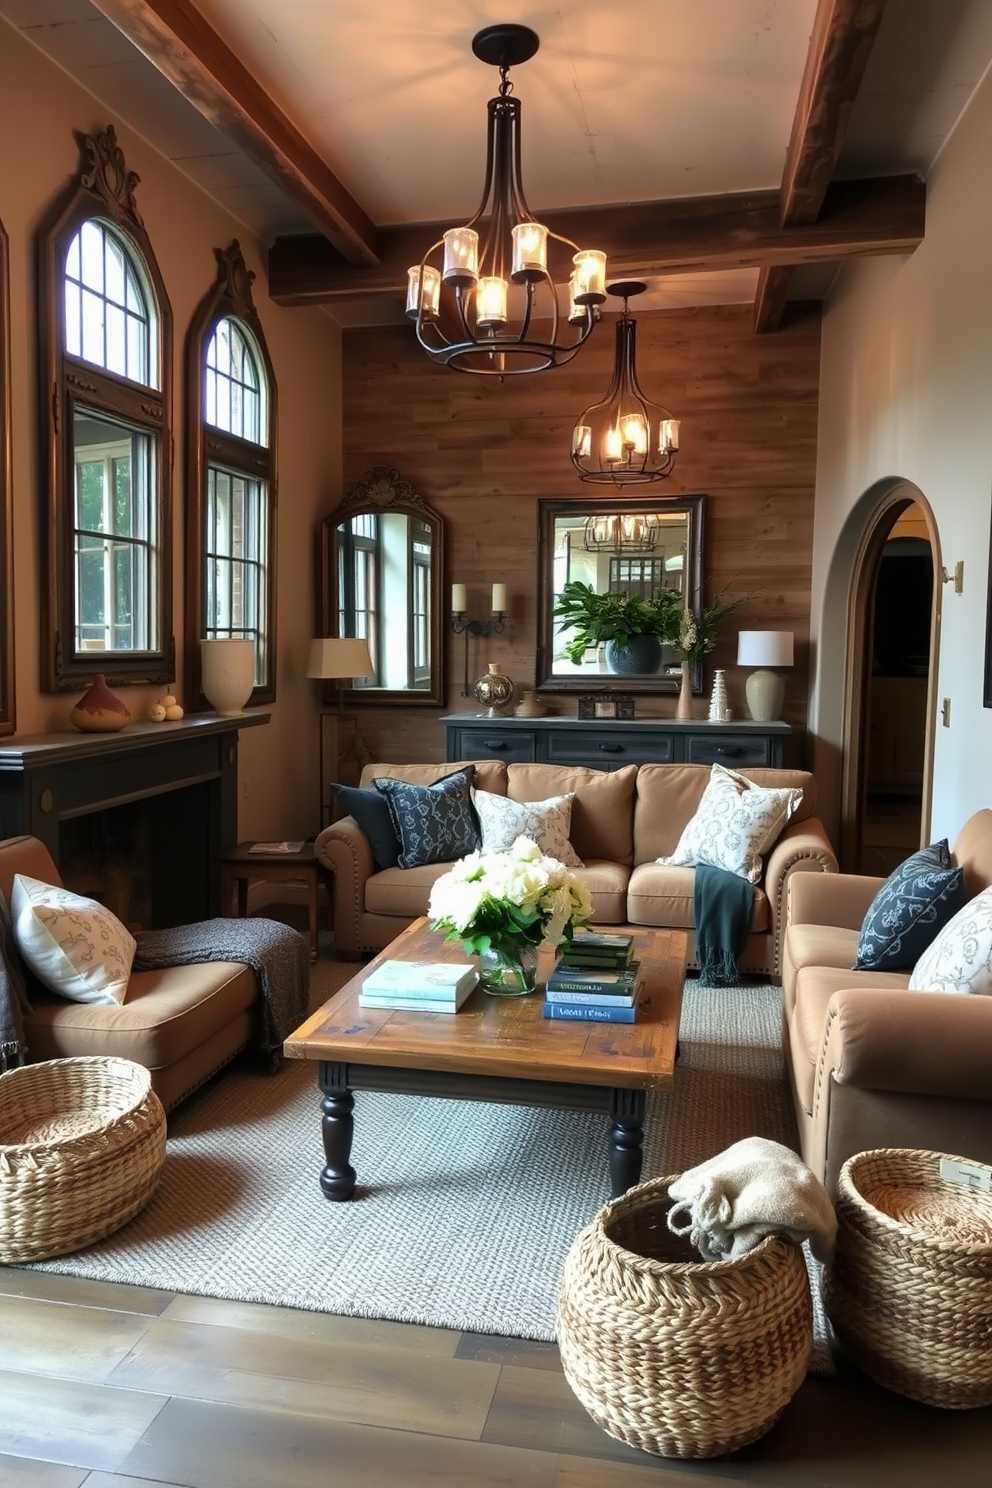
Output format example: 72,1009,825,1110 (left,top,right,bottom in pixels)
552,581,683,666
676,582,752,661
